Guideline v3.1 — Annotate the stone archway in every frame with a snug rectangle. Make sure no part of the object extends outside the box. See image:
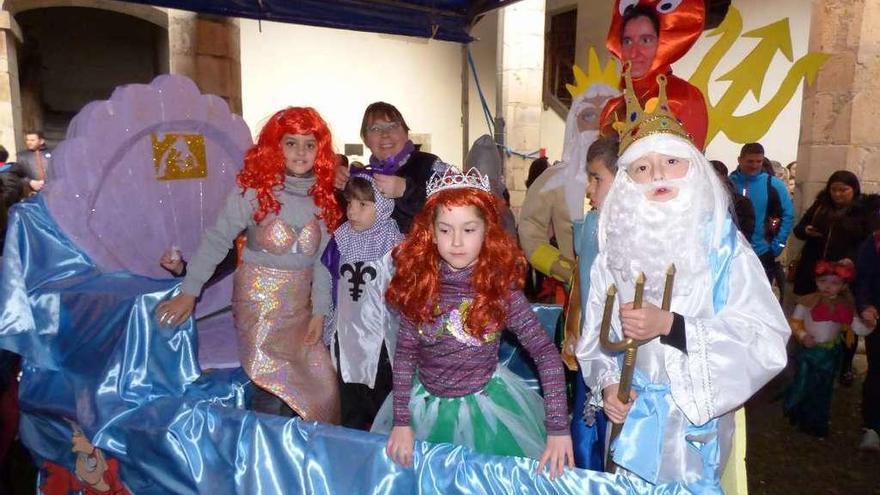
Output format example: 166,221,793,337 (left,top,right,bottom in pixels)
12,4,169,148
3,0,167,28
0,1,240,158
